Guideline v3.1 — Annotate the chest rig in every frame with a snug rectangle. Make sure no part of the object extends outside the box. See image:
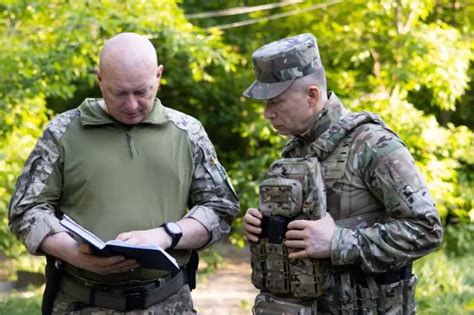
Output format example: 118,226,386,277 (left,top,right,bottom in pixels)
250,111,387,299
250,157,327,298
